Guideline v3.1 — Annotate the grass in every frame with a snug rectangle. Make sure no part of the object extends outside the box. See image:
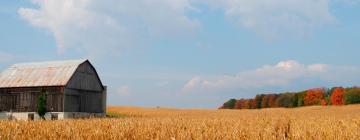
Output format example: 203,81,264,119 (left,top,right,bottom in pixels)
1,105,360,139
106,112,128,118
